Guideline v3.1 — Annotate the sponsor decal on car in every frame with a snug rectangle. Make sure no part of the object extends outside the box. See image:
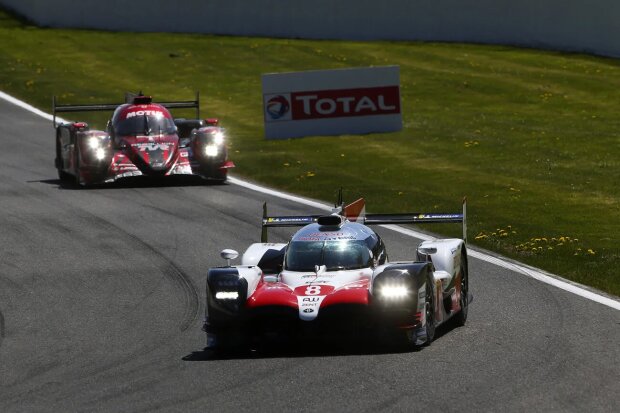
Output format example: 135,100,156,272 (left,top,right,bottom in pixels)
267,217,314,224
298,231,356,241
131,142,171,151
125,110,166,119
